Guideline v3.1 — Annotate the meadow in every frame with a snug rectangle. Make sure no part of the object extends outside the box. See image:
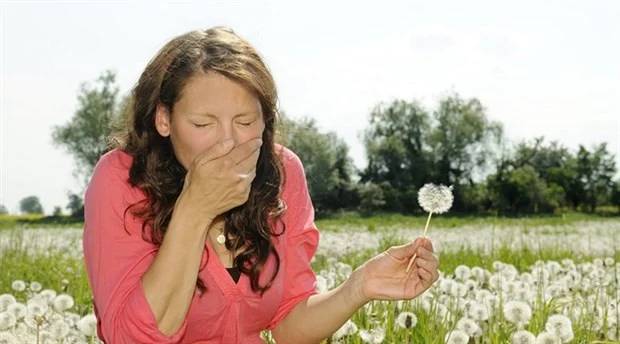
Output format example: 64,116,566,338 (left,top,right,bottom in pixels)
1,212,620,343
